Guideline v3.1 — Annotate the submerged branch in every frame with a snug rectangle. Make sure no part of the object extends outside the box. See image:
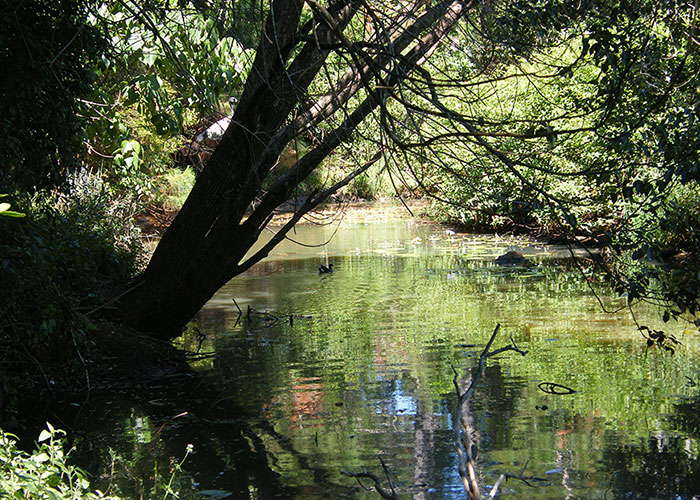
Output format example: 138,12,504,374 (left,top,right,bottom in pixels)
342,455,399,500
453,323,528,499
